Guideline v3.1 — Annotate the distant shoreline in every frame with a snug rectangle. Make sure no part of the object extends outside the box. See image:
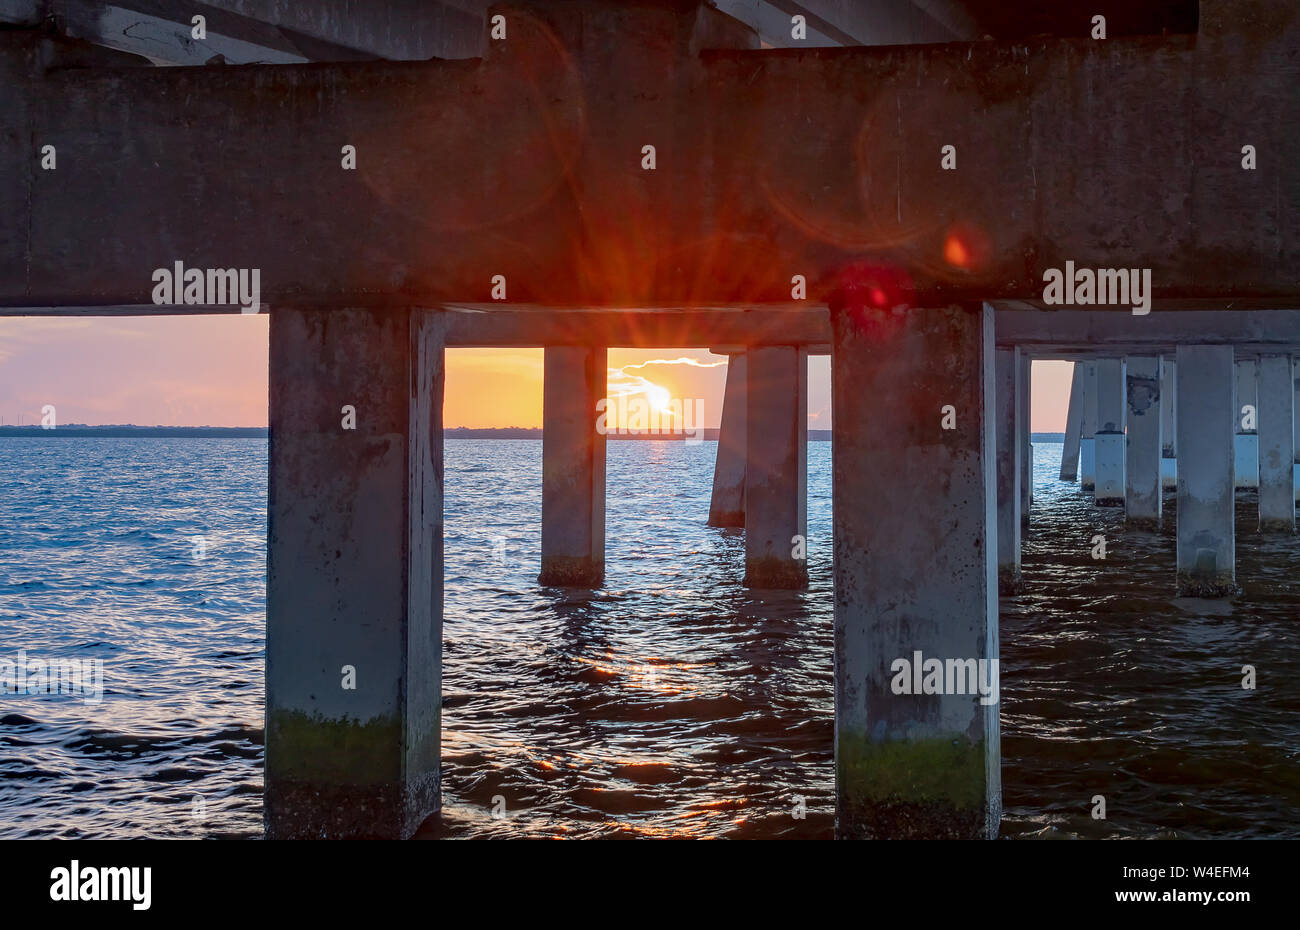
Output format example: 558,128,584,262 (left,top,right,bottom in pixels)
0,425,1068,442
